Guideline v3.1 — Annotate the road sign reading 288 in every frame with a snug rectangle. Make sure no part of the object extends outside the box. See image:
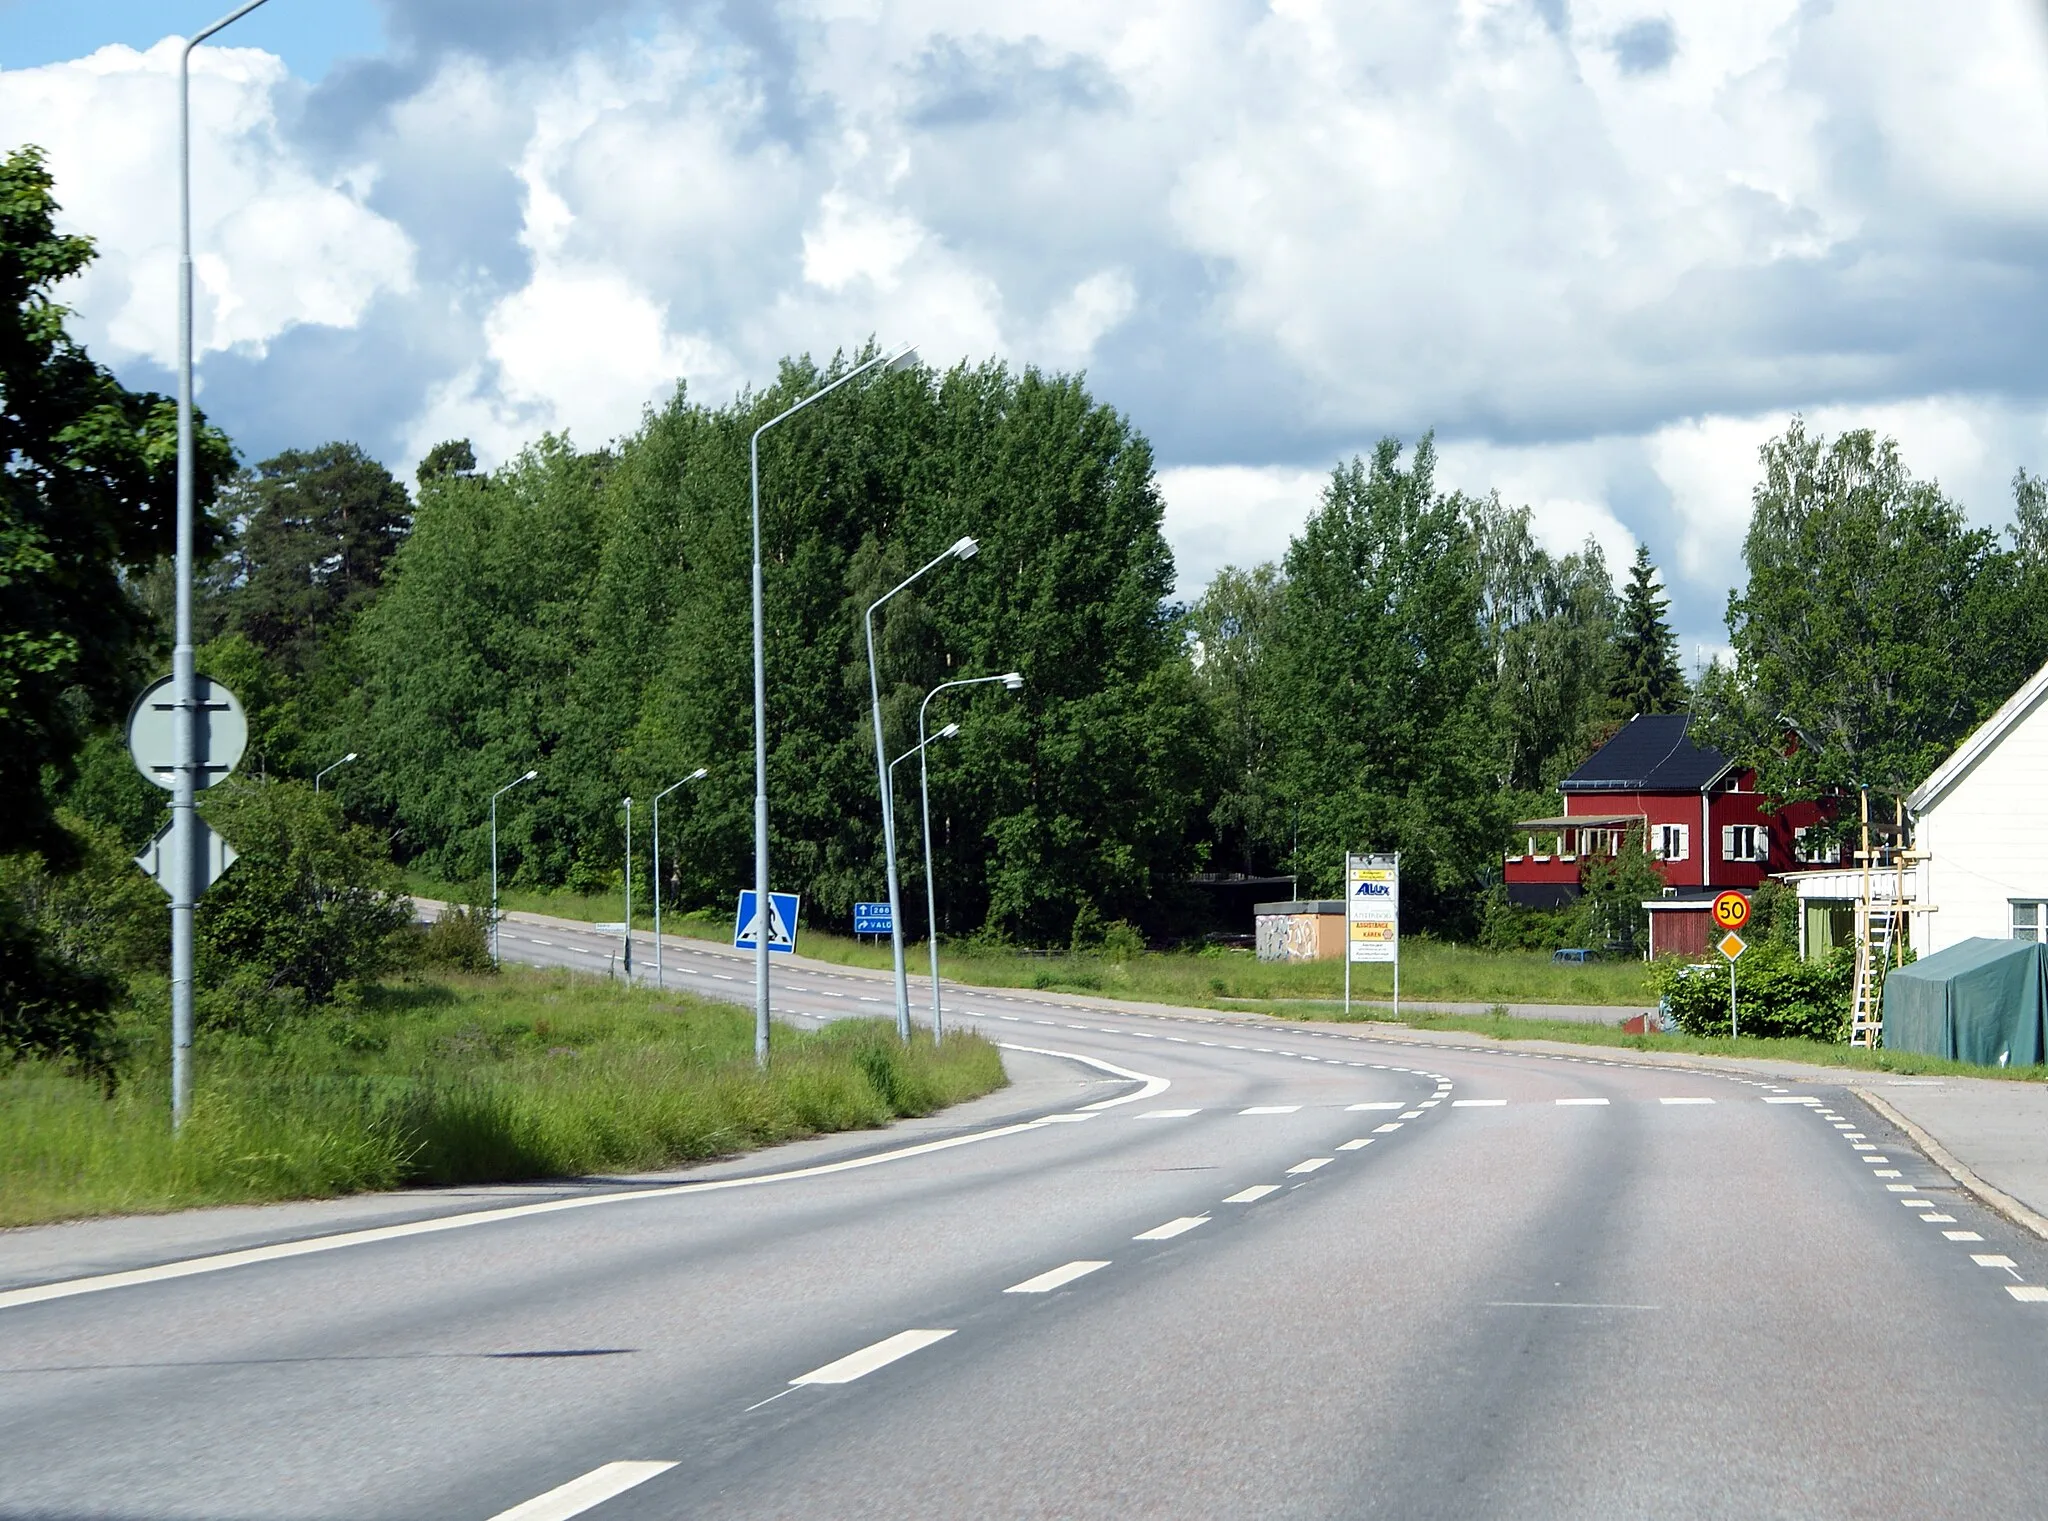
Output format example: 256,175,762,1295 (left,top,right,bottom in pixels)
1712,890,1751,932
